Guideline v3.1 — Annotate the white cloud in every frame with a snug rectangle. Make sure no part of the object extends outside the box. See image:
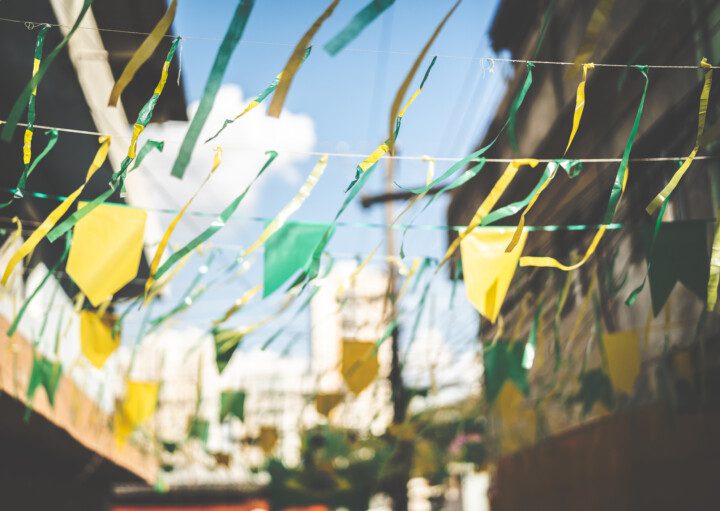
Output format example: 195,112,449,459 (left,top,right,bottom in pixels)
124,84,316,245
